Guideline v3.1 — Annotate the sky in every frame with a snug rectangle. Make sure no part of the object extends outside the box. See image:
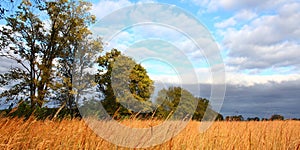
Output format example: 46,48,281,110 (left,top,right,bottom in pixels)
0,0,300,119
